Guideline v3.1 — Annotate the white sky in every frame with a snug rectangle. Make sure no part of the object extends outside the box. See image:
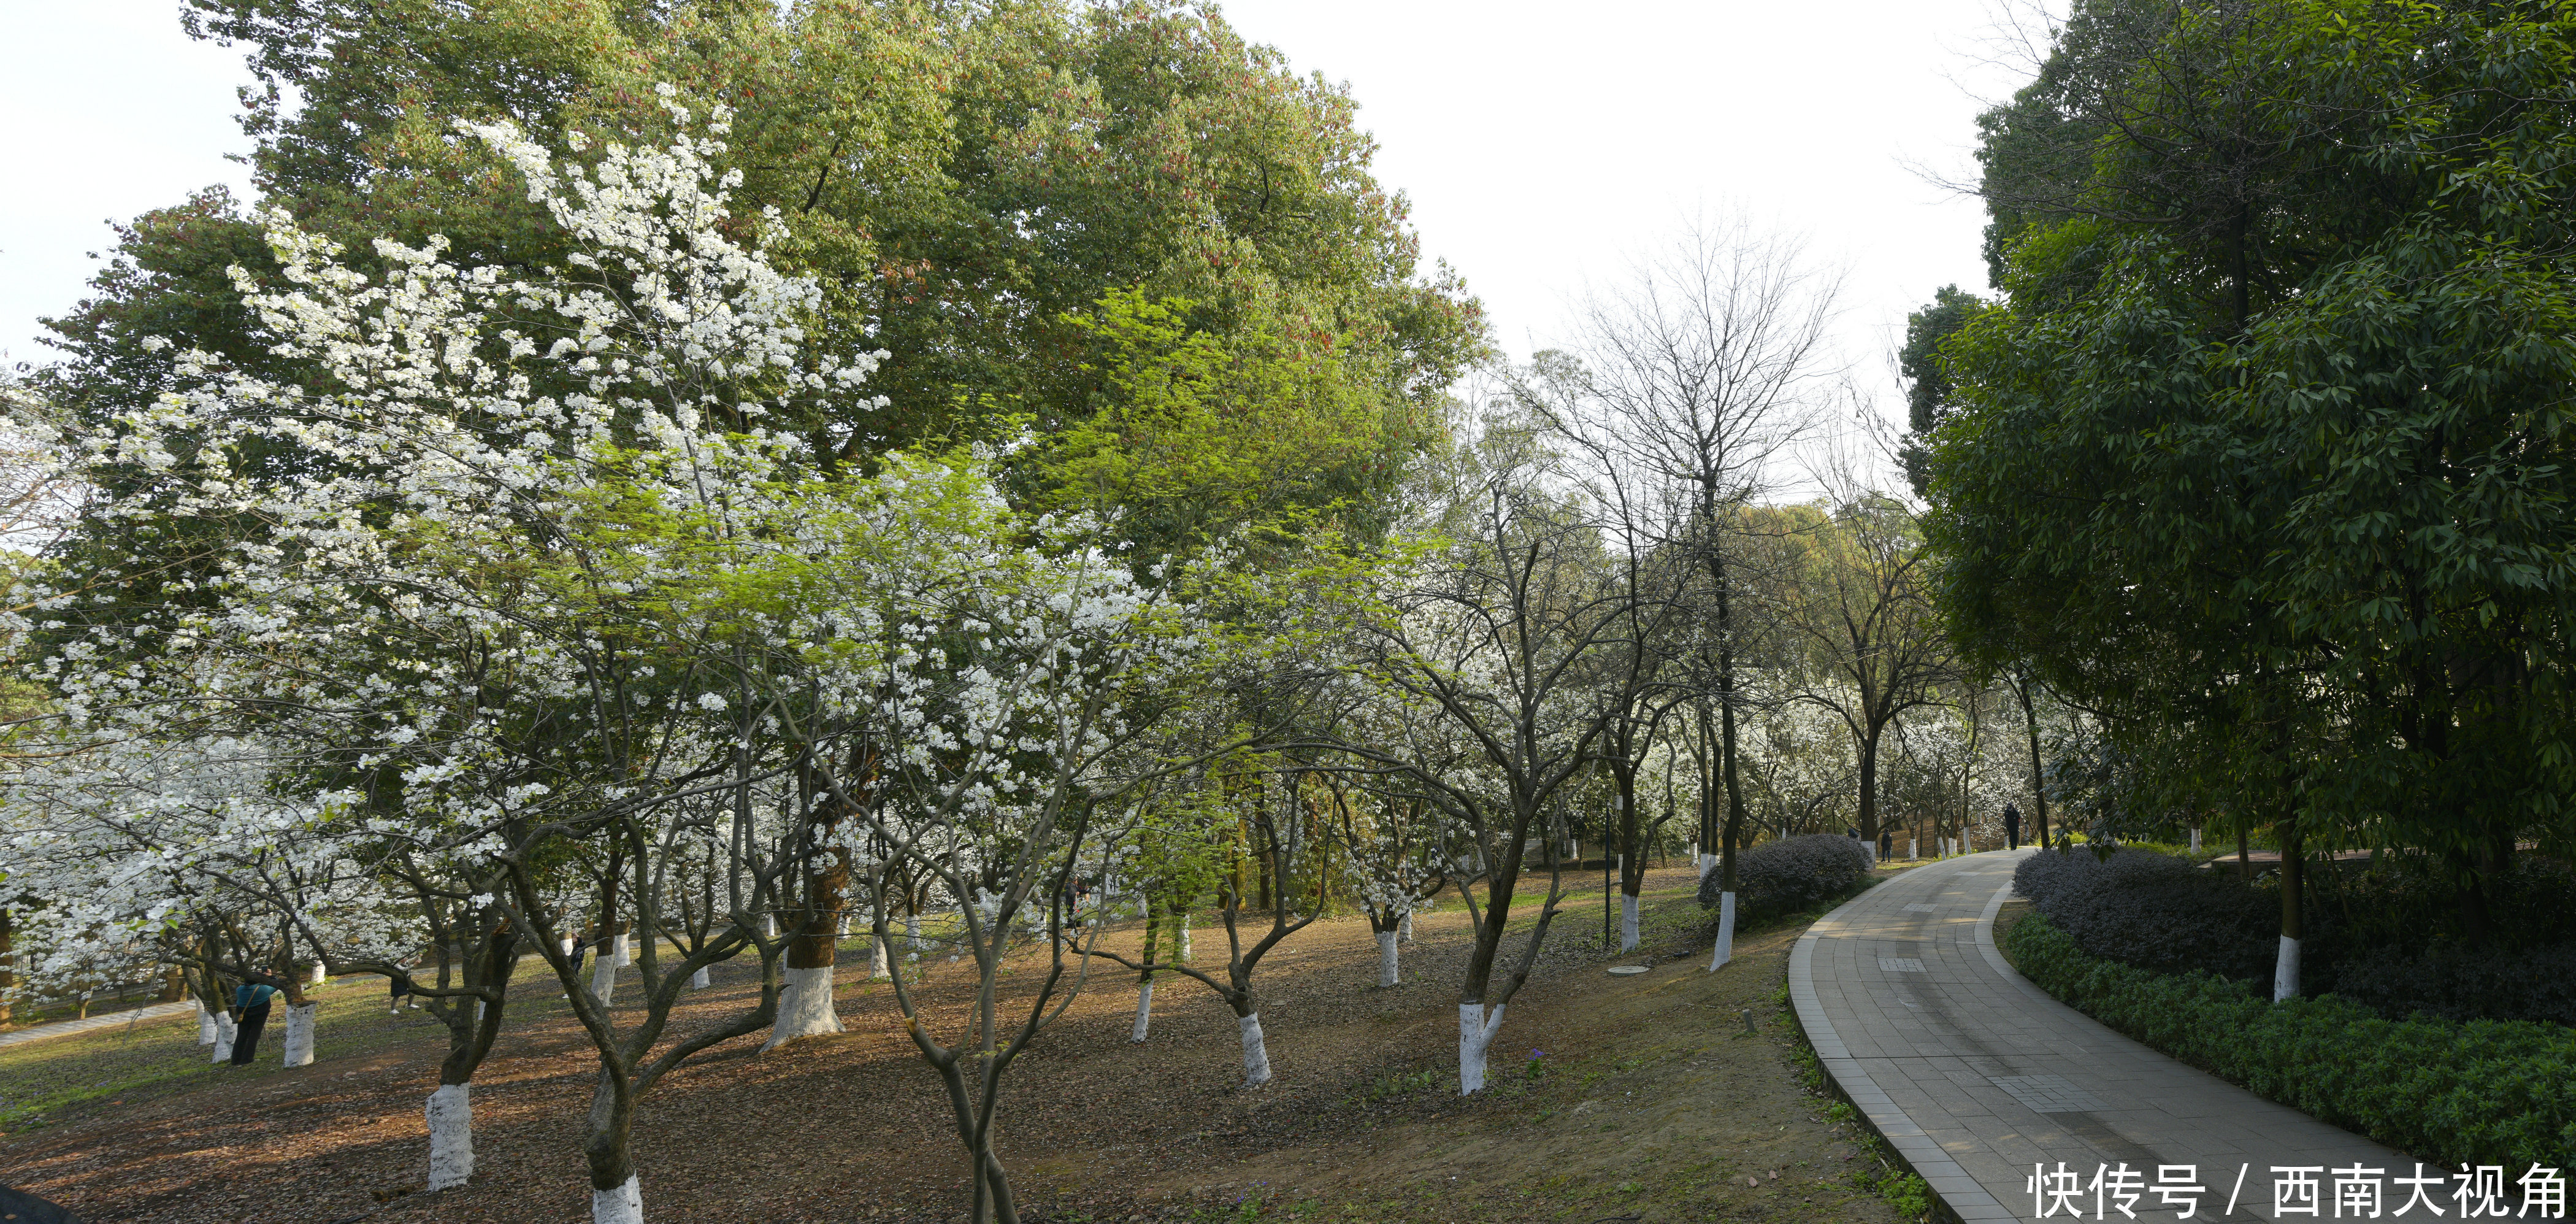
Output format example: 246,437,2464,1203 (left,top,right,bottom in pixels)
2,1,2029,455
